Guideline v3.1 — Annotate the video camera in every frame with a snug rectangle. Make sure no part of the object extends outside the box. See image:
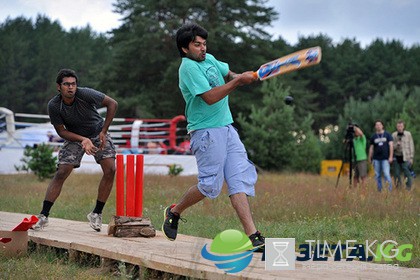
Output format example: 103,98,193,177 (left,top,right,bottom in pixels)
345,122,355,141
